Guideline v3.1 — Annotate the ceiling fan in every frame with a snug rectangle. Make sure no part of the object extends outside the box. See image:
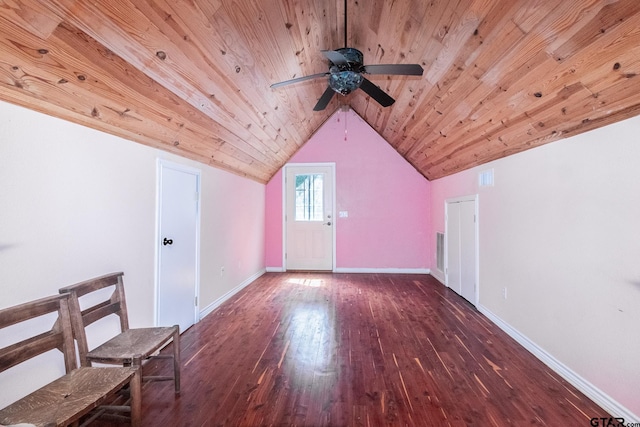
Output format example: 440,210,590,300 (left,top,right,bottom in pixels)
270,1,424,111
